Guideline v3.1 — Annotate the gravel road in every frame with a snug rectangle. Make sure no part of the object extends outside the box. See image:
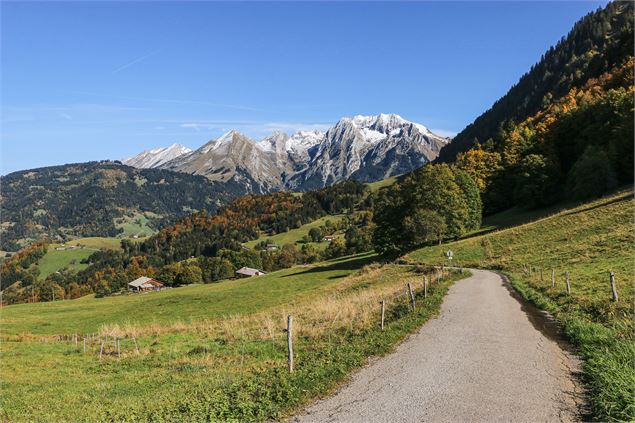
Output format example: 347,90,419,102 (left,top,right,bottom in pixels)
293,269,585,423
